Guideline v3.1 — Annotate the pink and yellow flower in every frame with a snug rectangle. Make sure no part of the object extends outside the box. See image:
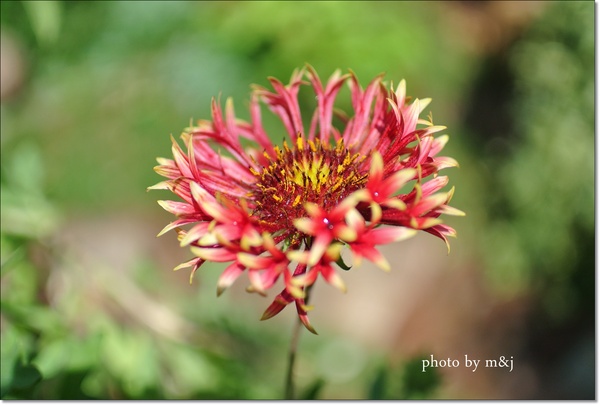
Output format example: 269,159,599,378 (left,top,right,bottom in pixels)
150,66,463,333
